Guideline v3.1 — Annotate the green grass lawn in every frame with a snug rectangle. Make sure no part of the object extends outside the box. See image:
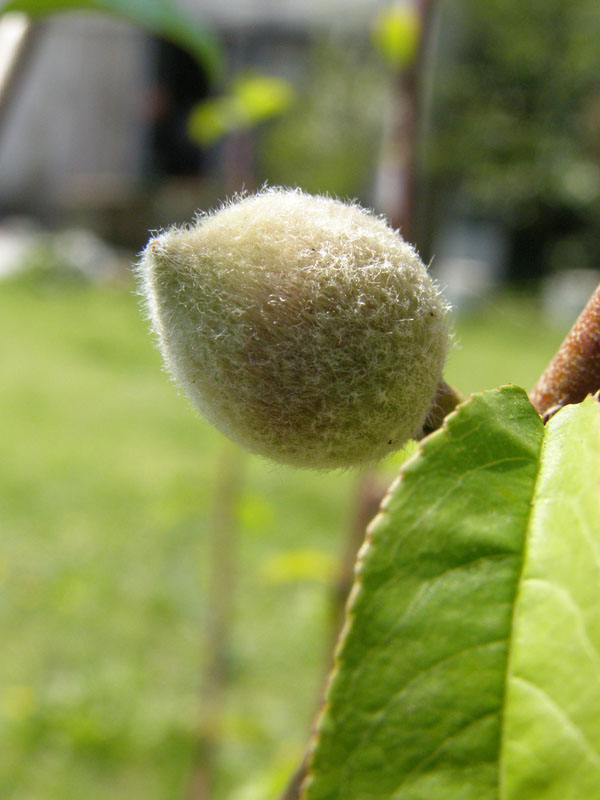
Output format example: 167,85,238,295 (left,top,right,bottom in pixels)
0,276,568,800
